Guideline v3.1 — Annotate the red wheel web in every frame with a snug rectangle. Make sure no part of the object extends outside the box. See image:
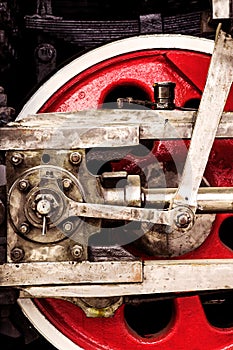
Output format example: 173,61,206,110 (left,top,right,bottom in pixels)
35,48,233,349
